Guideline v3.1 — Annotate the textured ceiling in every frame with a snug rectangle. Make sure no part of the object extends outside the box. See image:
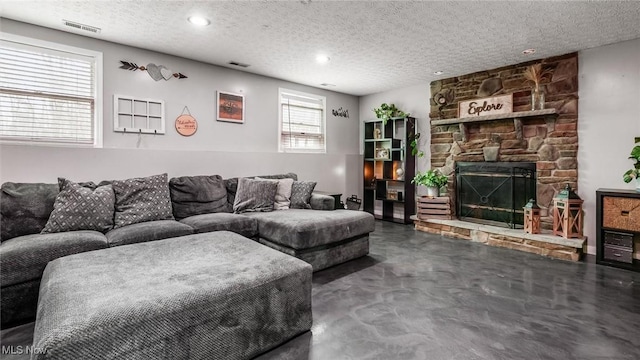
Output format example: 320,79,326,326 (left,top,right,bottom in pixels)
1,0,640,96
